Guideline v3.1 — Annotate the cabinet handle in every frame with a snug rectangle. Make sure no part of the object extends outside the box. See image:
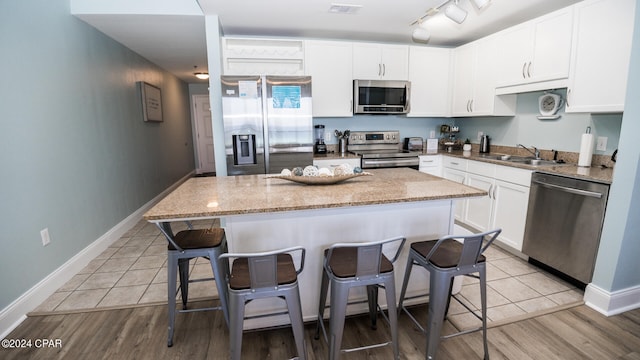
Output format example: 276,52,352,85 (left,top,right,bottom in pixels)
488,184,493,199
466,100,471,112
492,185,497,199
450,162,459,165
527,62,532,78
566,89,571,108
378,64,382,76
469,99,474,113
382,64,386,76
522,62,527,79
